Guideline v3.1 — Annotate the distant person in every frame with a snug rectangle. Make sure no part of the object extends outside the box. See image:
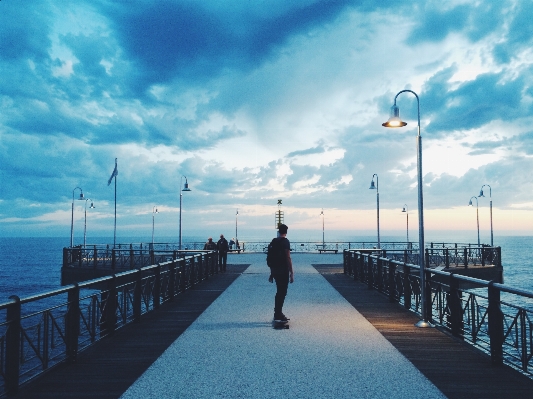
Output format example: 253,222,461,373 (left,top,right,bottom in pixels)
203,237,217,250
217,234,229,272
229,237,235,249
268,224,294,322
235,238,240,250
